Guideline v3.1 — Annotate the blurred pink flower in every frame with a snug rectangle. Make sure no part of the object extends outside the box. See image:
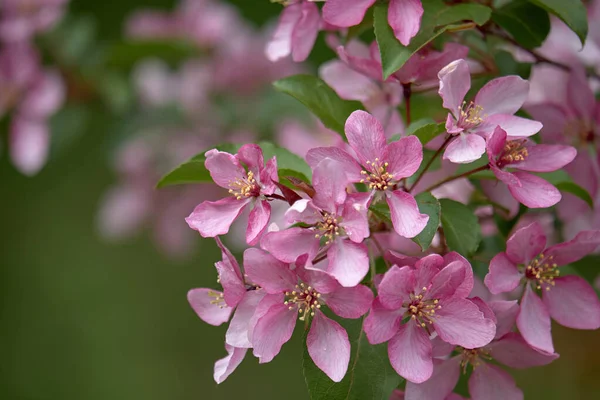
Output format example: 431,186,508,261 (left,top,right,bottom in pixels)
0,0,68,42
